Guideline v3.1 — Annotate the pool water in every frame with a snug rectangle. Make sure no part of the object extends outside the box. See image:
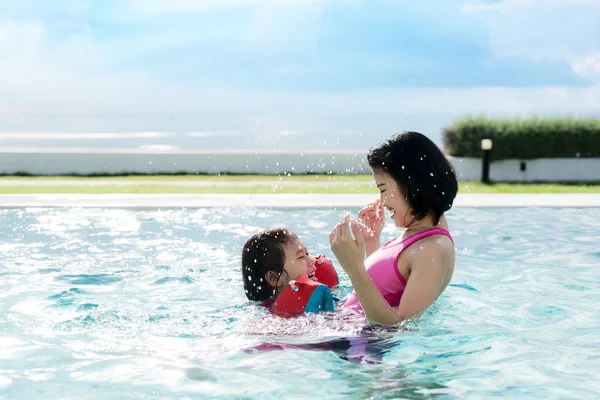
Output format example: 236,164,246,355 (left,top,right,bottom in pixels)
1,206,599,399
